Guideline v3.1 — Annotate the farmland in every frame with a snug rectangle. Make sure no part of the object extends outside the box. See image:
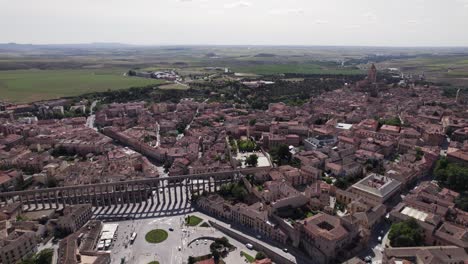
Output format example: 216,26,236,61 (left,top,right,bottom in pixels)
158,83,190,90
231,63,363,75
376,55,468,86
0,69,165,103
1,45,468,103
